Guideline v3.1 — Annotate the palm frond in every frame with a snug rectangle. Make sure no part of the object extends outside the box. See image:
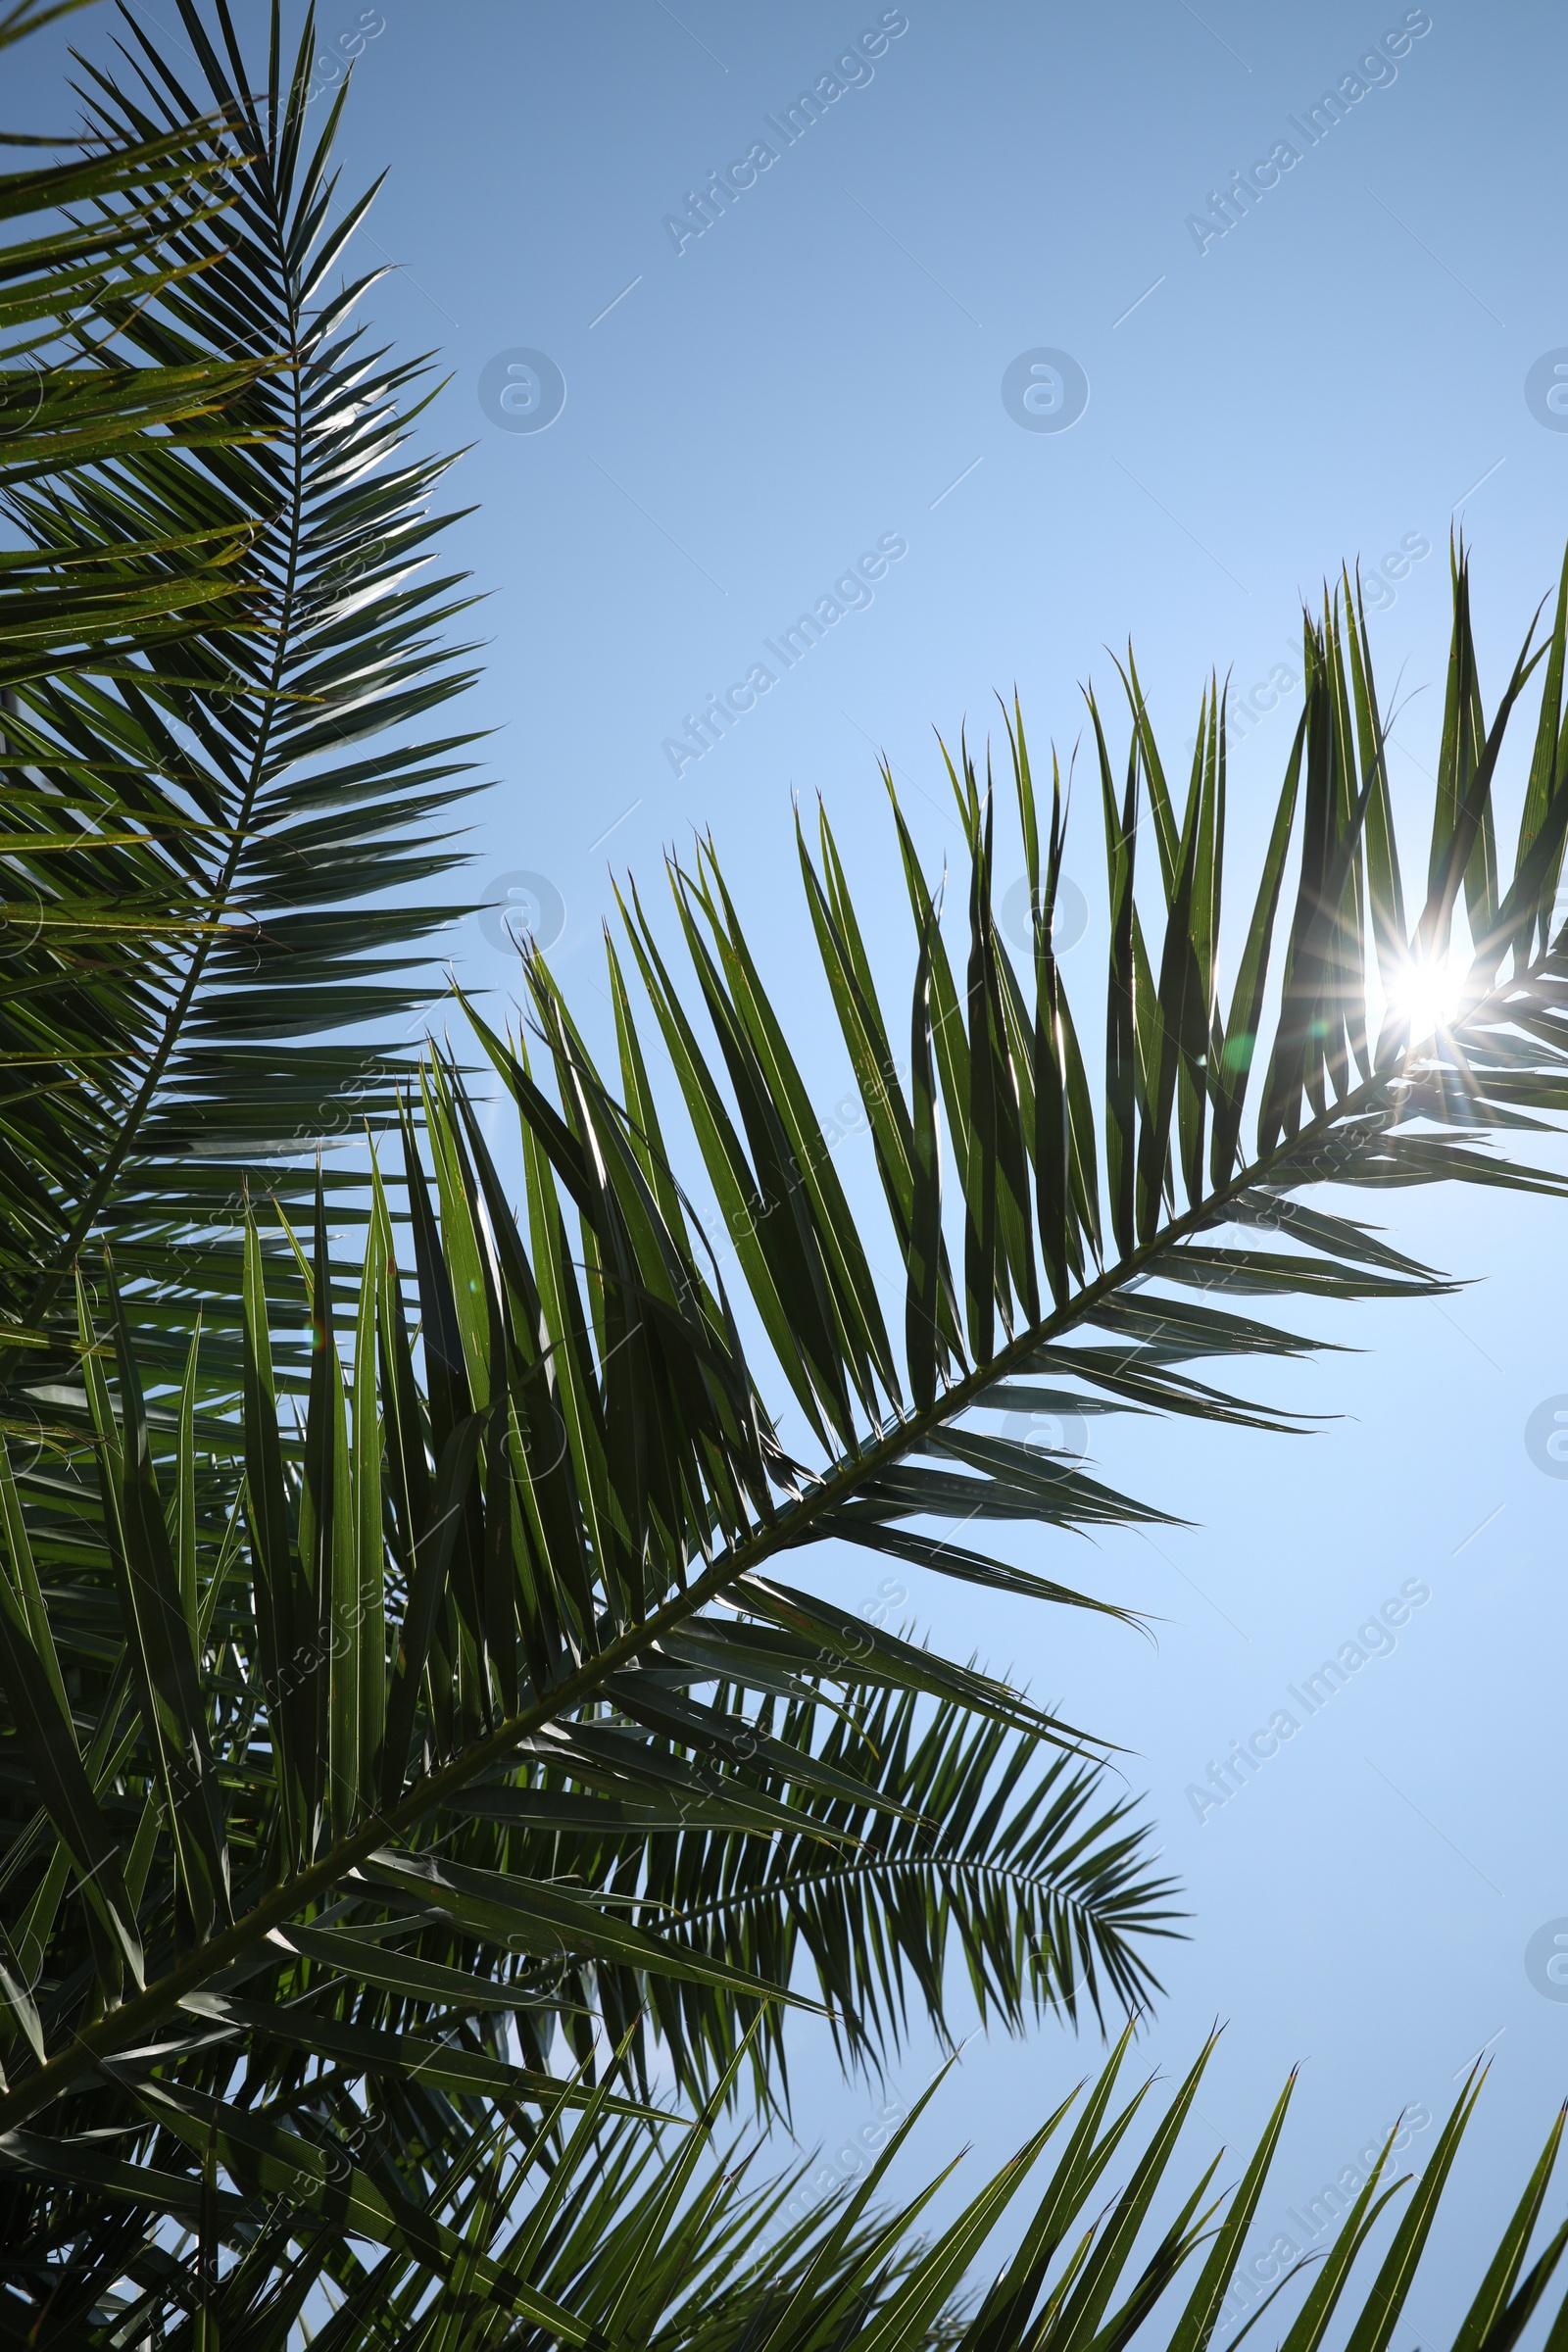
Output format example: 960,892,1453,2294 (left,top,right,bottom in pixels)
0,0,483,1437
0,1,97,53
0,0,265,652
452,1684,1181,2111
14,2030,1562,2352
0,1154,1171,2287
